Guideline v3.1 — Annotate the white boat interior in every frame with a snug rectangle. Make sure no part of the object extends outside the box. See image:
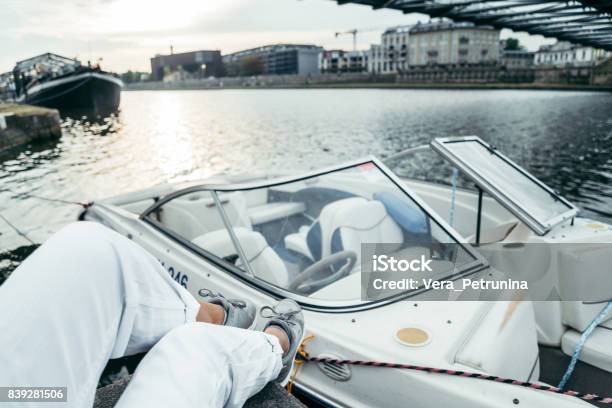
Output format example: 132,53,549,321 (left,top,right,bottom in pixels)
86,136,612,407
